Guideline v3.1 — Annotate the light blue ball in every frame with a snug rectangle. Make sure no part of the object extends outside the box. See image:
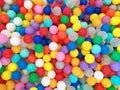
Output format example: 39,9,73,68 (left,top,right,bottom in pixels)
7,10,16,19
105,33,113,42
44,18,53,28
110,75,120,85
91,45,101,54
27,64,36,72
69,74,78,83
11,54,21,63
81,22,88,28
20,49,29,58
66,28,74,35
104,0,112,5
